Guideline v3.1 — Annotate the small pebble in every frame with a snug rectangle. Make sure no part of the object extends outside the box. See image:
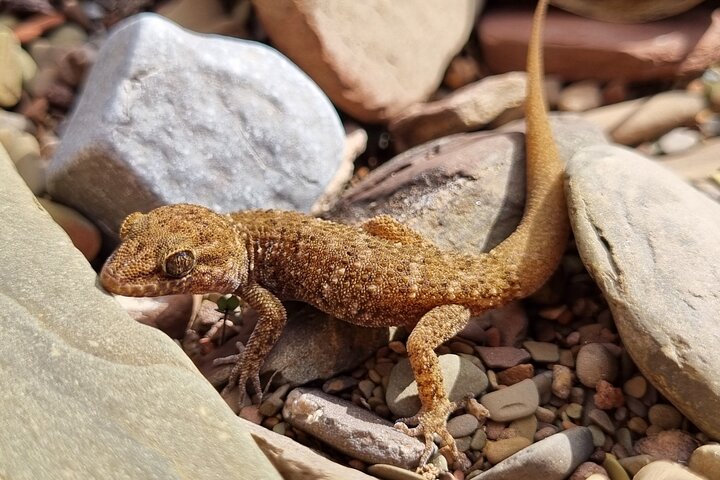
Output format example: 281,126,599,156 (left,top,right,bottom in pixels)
576,343,618,388
594,380,624,410
587,408,615,434
496,364,534,386
470,429,487,450
689,444,720,480
657,127,702,155
552,364,573,399
627,416,648,435
618,455,653,477
522,341,560,363
358,379,375,399
323,375,359,394
476,347,531,369
648,404,683,430
535,406,555,424
588,425,605,448
603,453,630,480
566,403,583,420
447,414,480,438
509,415,537,441
534,425,558,441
